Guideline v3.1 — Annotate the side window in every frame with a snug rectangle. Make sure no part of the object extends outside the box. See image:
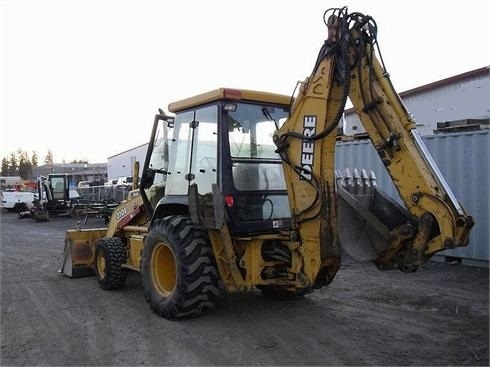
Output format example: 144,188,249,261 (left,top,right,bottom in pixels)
165,111,193,195
192,106,218,194
50,177,65,200
148,121,171,185
165,106,218,196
